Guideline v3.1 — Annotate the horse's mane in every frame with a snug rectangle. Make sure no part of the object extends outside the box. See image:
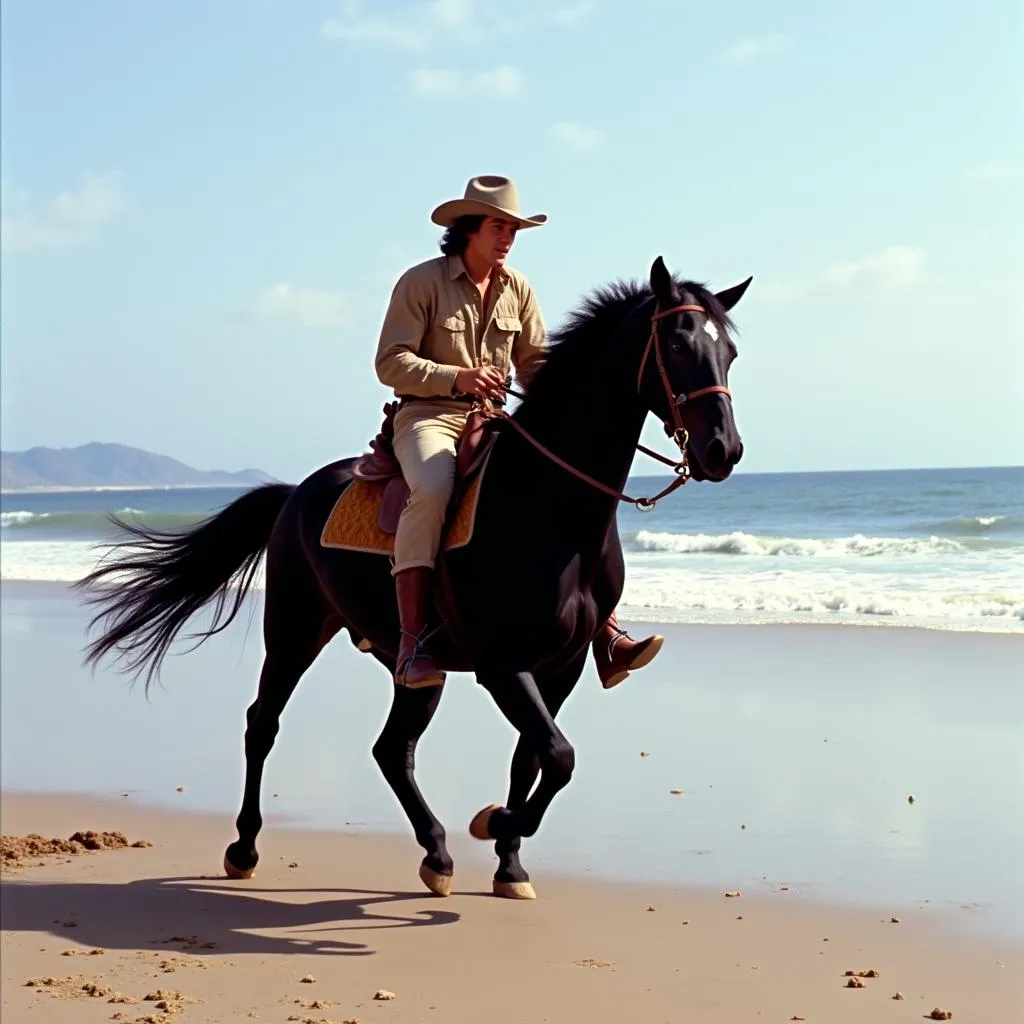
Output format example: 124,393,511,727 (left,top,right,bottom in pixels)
515,277,734,412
